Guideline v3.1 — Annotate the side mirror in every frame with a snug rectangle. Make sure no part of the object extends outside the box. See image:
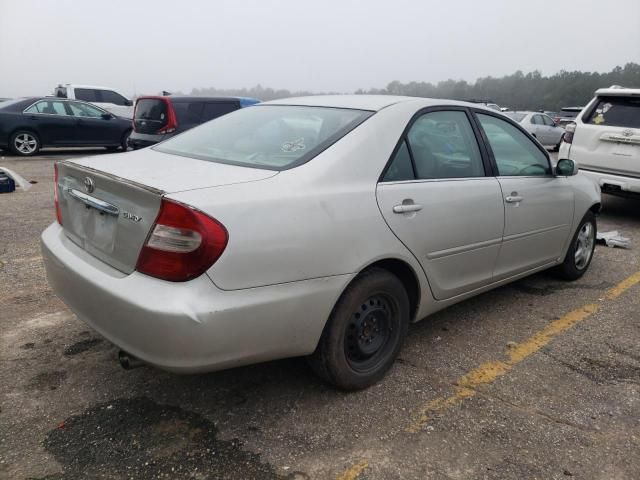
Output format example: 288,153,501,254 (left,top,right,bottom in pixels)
101,112,112,120
125,100,133,106
556,158,578,176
